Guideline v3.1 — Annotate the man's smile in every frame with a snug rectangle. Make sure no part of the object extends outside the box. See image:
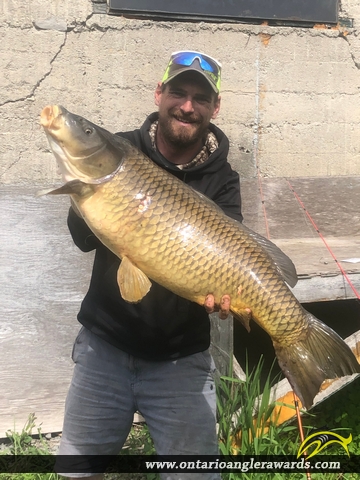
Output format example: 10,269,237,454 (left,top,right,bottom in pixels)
172,115,199,125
